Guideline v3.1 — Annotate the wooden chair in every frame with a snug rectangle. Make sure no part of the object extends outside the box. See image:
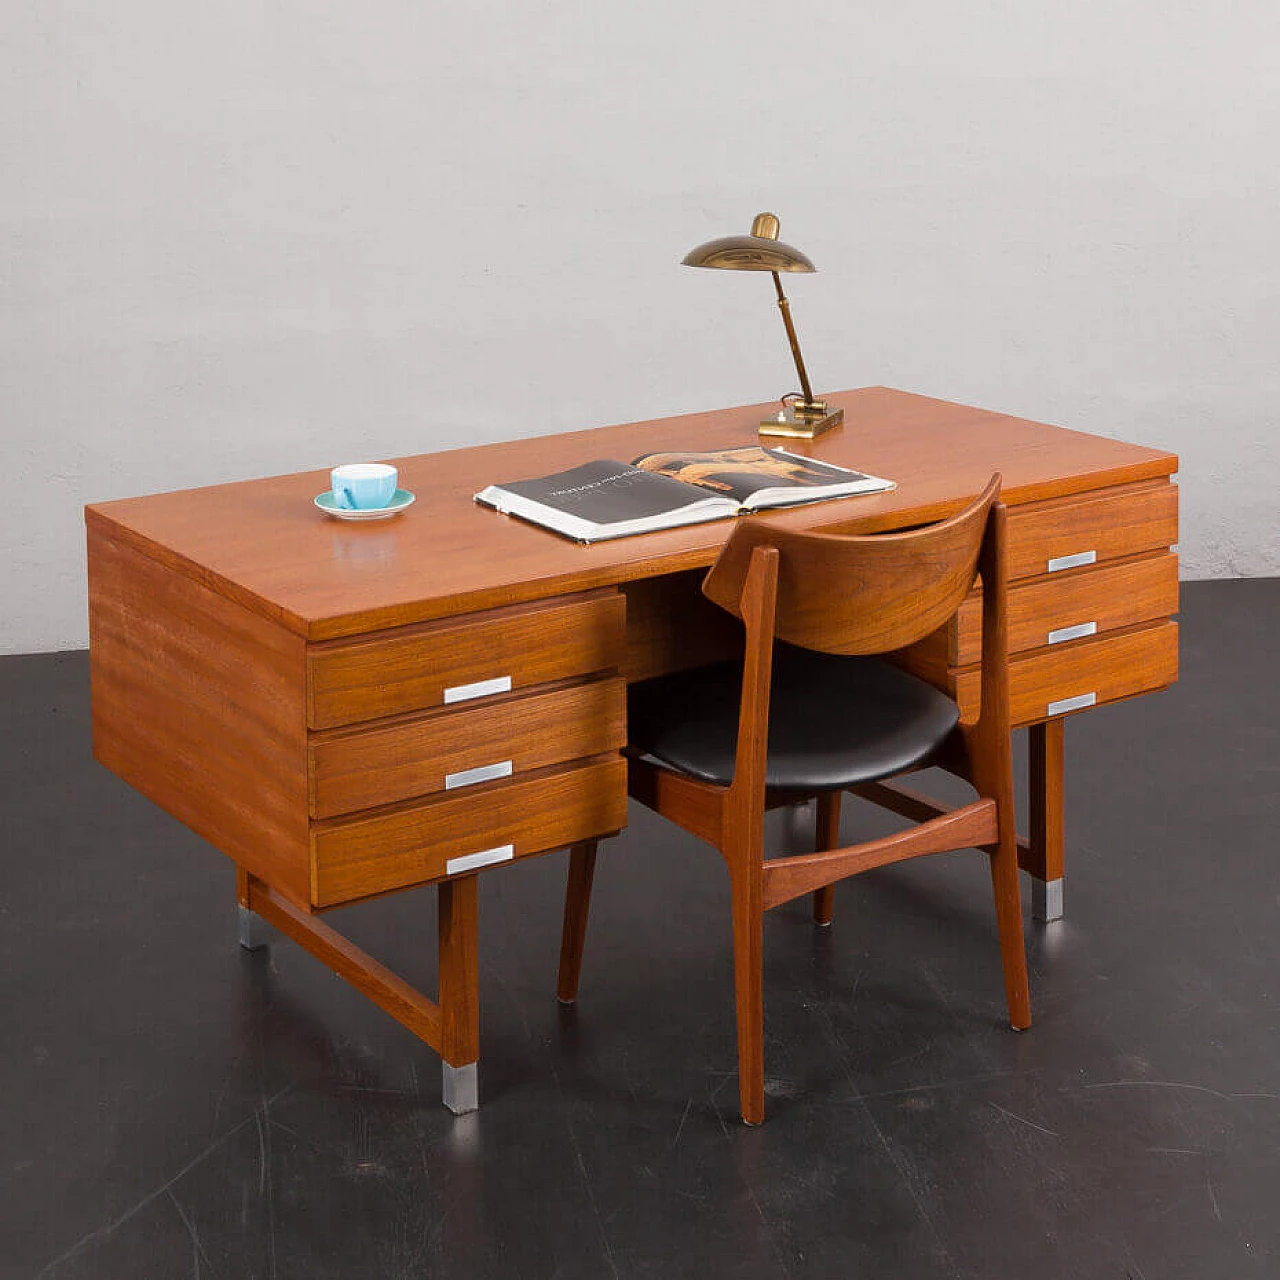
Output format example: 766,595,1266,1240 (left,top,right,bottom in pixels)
556,475,1030,1124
